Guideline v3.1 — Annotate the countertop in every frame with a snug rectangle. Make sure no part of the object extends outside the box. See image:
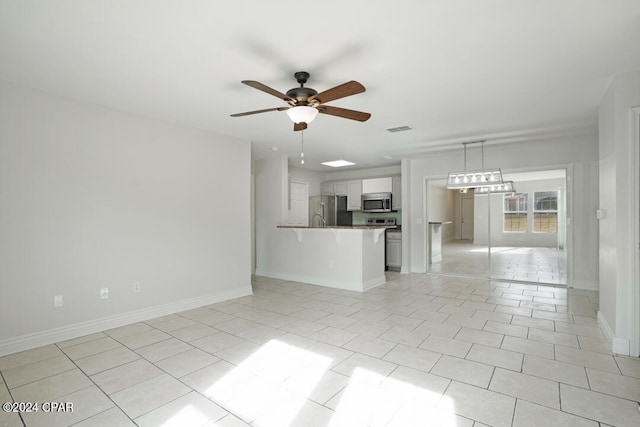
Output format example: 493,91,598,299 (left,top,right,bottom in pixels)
277,225,388,229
